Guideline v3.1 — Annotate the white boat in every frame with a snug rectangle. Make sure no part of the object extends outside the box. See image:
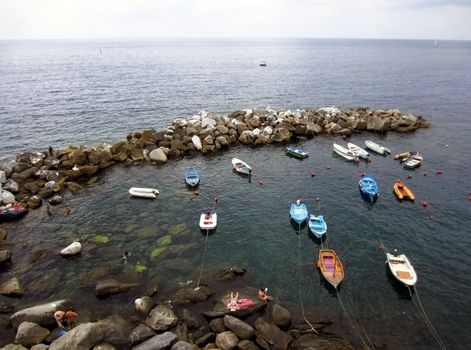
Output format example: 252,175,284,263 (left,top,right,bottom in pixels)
386,251,417,287
403,154,423,169
332,143,357,161
129,187,159,199
232,158,252,175
365,140,391,155
347,142,369,159
199,211,218,230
